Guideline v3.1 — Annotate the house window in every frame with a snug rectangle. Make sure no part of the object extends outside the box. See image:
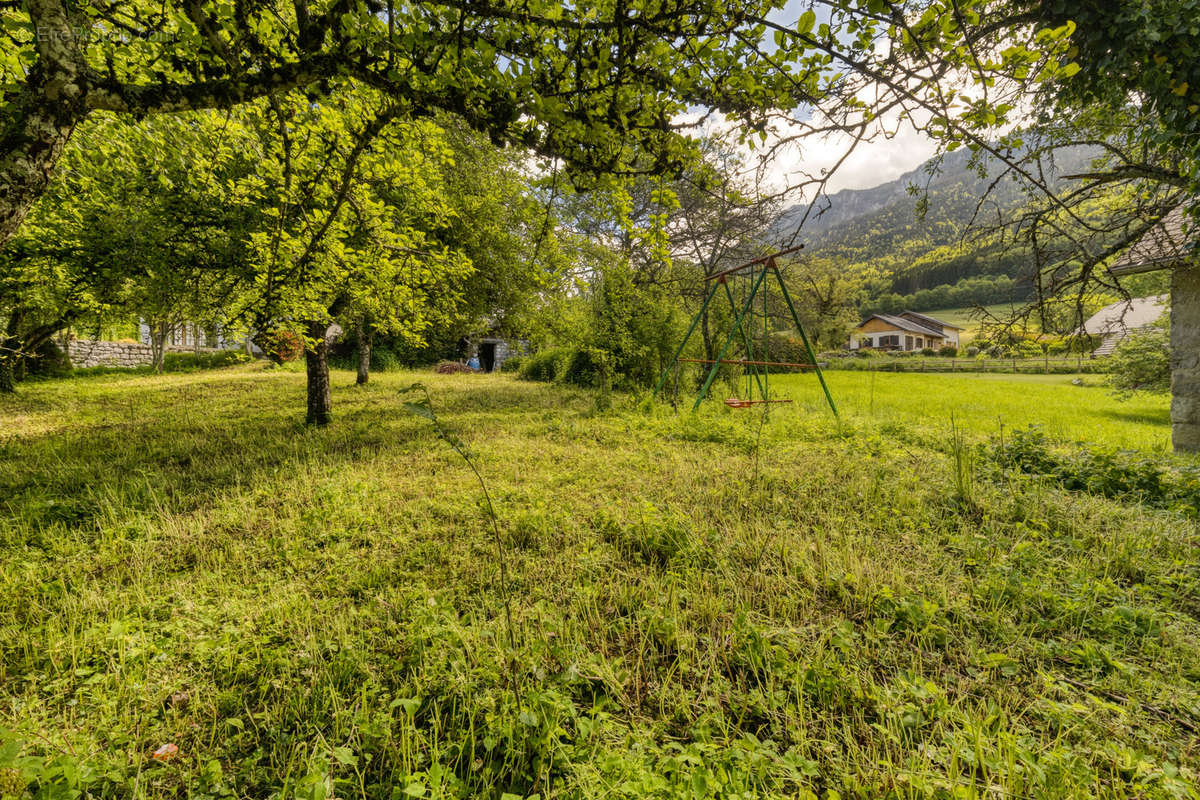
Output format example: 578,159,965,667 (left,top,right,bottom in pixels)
879,334,899,348
905,335,913,350
916,338,923,348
